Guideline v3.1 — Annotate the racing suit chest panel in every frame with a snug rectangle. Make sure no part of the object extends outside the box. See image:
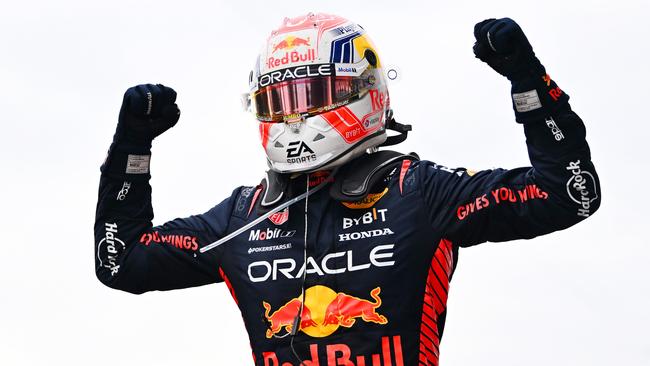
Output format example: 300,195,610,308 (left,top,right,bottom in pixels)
219,174,445,364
